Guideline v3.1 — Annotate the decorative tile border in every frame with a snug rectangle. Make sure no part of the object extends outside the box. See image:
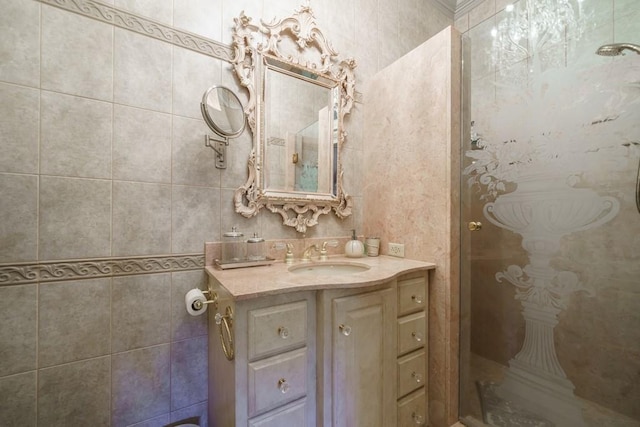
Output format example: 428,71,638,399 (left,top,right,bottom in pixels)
37,0,234,62
0,254,205,286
